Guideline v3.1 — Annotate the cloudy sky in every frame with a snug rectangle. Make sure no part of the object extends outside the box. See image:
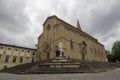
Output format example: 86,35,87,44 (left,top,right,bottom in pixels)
0,0,120,51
